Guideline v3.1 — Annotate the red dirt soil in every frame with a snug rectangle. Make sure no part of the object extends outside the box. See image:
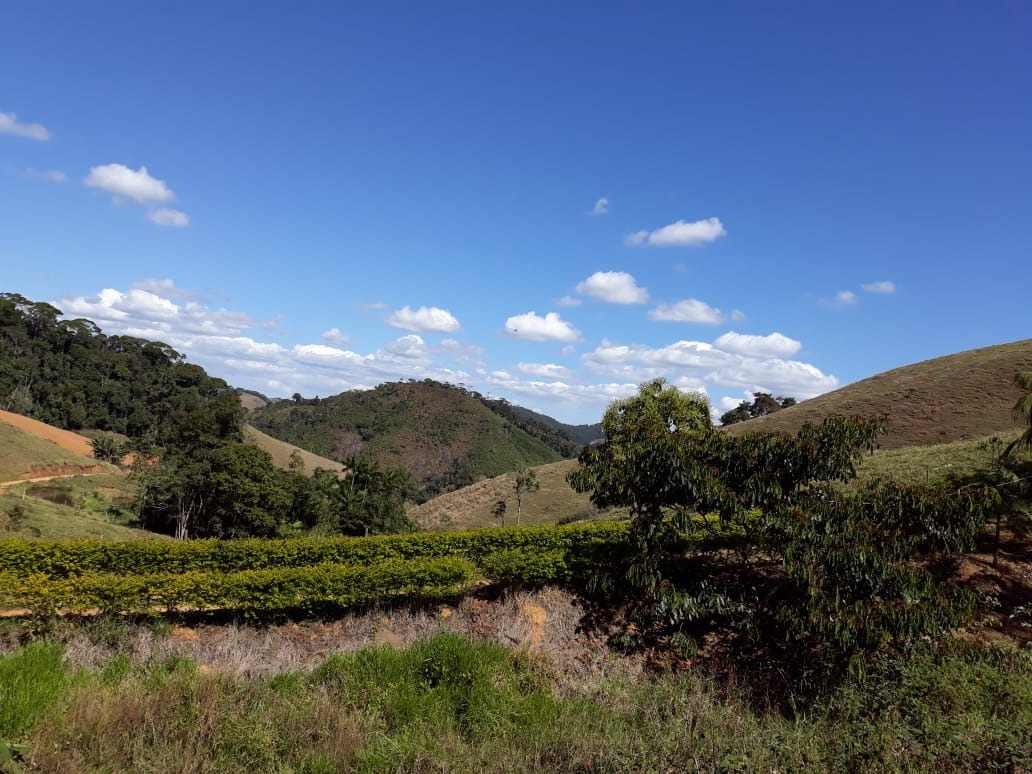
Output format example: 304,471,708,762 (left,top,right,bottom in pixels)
0,409,97,457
